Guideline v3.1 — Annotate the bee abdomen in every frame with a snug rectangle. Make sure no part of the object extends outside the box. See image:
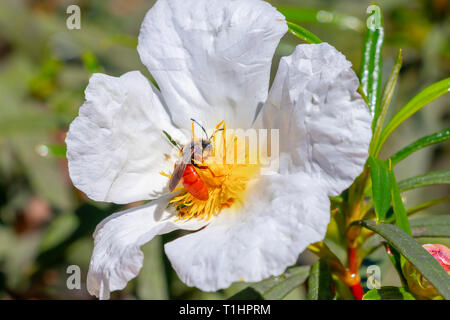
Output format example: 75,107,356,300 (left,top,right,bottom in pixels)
182,165,209,201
